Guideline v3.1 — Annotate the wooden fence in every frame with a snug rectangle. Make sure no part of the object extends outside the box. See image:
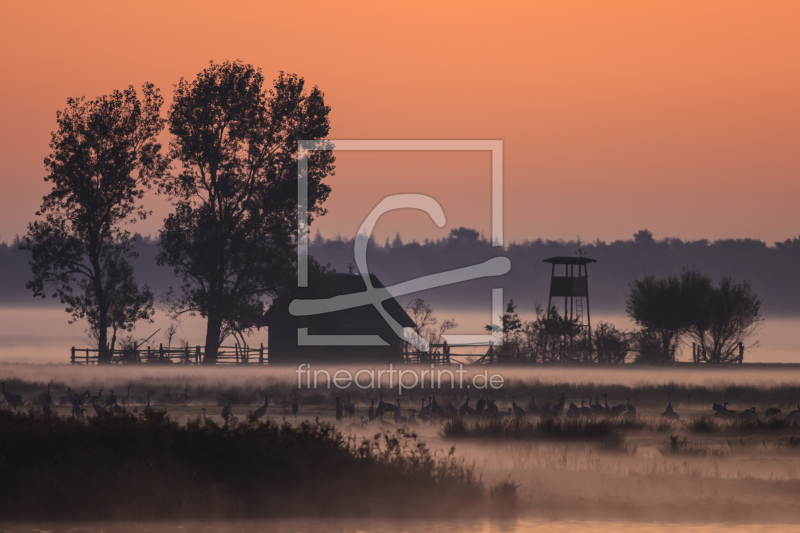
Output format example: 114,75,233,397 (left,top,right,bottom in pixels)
70,343,267,365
